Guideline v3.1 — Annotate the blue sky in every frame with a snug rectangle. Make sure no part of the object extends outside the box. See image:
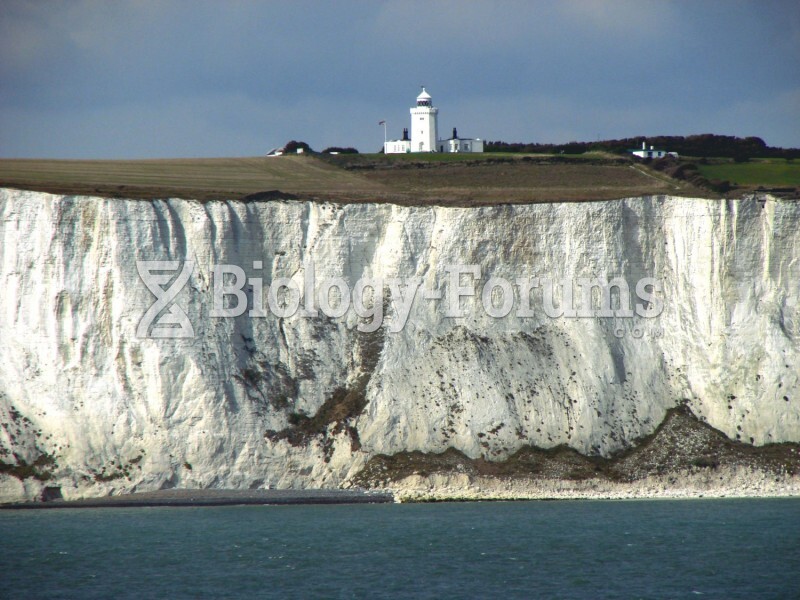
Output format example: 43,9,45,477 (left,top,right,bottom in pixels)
1,1,798,158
